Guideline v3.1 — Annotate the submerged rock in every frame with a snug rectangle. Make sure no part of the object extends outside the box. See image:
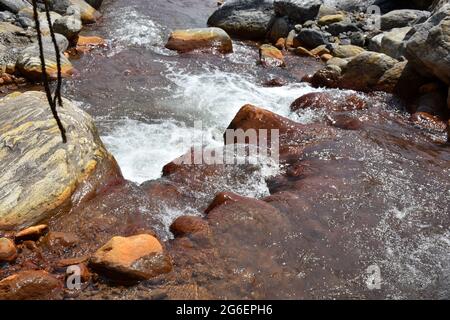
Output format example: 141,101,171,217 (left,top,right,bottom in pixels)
290,91,367,112
90,234,172,281
0,270,62,300
165,28,233,54
0,91,119,230
15,224,49,242
207,0,274,39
